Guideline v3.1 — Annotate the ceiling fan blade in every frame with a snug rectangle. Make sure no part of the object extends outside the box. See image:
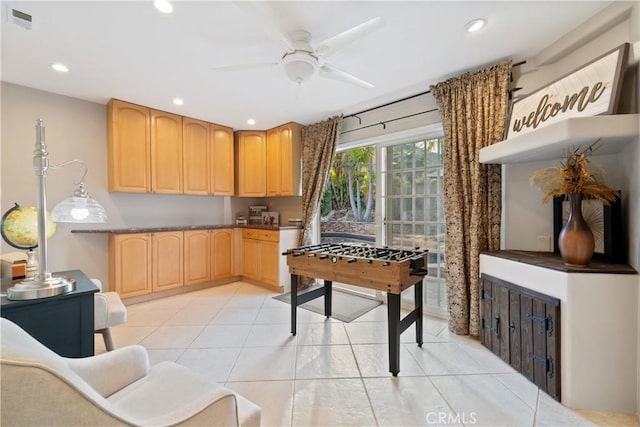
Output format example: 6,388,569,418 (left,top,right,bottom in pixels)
234,1,293,50
315,17,383,58
320,63,374,88
212,62,279,73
